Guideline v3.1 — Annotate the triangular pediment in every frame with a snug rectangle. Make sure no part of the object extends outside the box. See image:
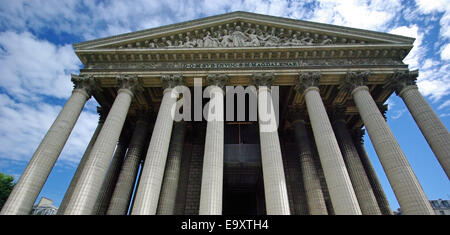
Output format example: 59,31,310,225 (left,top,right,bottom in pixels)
74,11,414,51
